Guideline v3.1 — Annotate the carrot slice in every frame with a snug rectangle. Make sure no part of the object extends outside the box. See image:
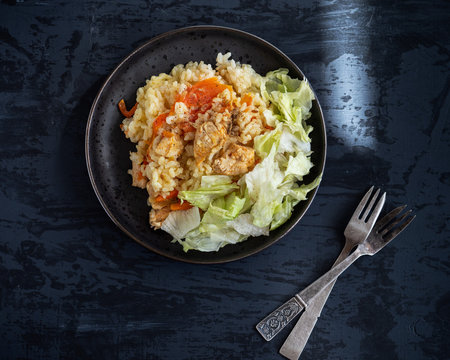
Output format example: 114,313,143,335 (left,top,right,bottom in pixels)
152,112,169,139
162,130,174,138
175,77,233,122
170,201,193,211
155,189,179,202
242,93,253,106
118,99,138,118
136,171,145,181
